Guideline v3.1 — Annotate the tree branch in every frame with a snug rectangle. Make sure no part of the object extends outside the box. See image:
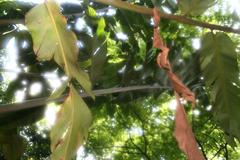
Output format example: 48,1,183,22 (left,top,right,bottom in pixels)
1,1,239,34
210,143,226,160
132,111,149,156
0,85,169,114
94,0,240,34
117,111,152,159
128,135,151,160
224,143,229,160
